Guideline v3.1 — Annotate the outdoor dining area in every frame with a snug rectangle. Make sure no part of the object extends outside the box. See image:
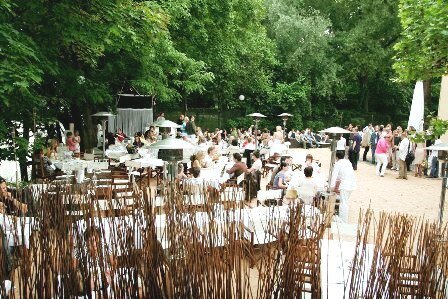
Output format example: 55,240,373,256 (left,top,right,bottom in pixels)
2,120,447,298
